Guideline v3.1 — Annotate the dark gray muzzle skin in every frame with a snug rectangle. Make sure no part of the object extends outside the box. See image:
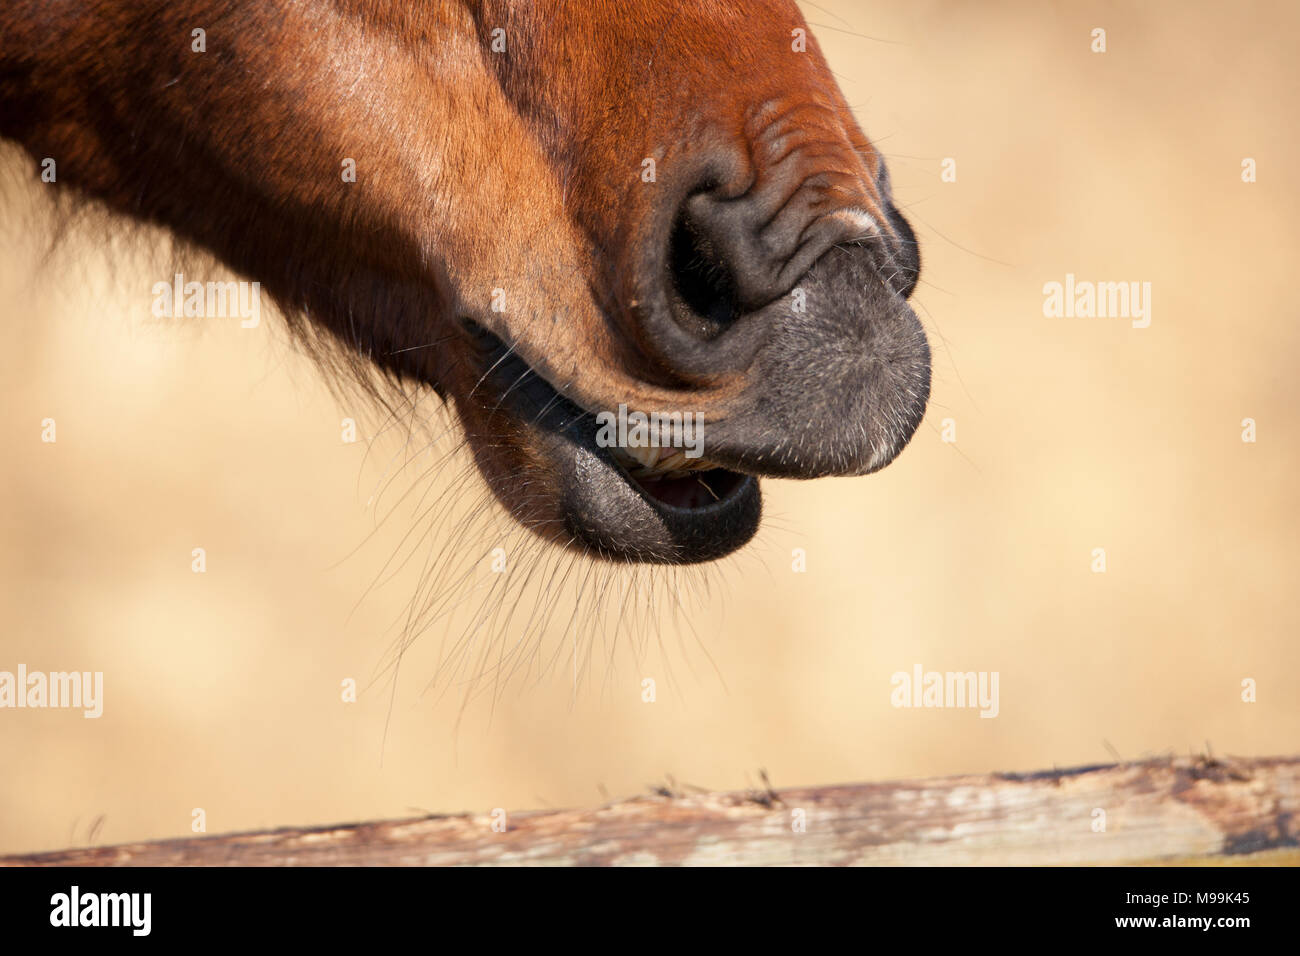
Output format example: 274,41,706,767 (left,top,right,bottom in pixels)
696,238,930,481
